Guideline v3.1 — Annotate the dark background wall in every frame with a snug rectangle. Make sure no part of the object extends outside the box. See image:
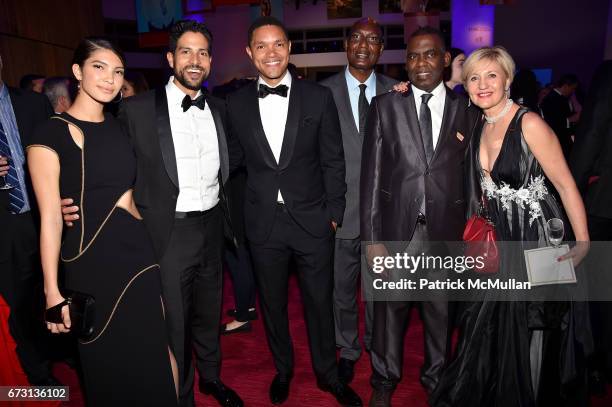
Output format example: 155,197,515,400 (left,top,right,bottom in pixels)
0,0,104,86
494,0,610,88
